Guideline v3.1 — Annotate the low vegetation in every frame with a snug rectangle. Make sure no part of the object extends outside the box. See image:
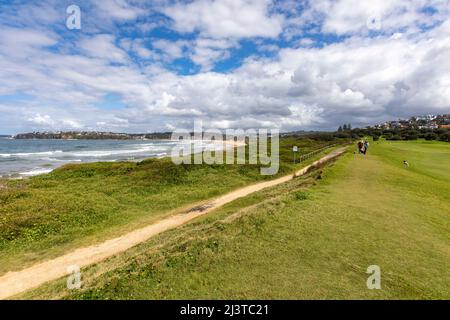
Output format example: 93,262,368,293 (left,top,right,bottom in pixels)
344,127,450,142
18,139,450,299
0,137,347,275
